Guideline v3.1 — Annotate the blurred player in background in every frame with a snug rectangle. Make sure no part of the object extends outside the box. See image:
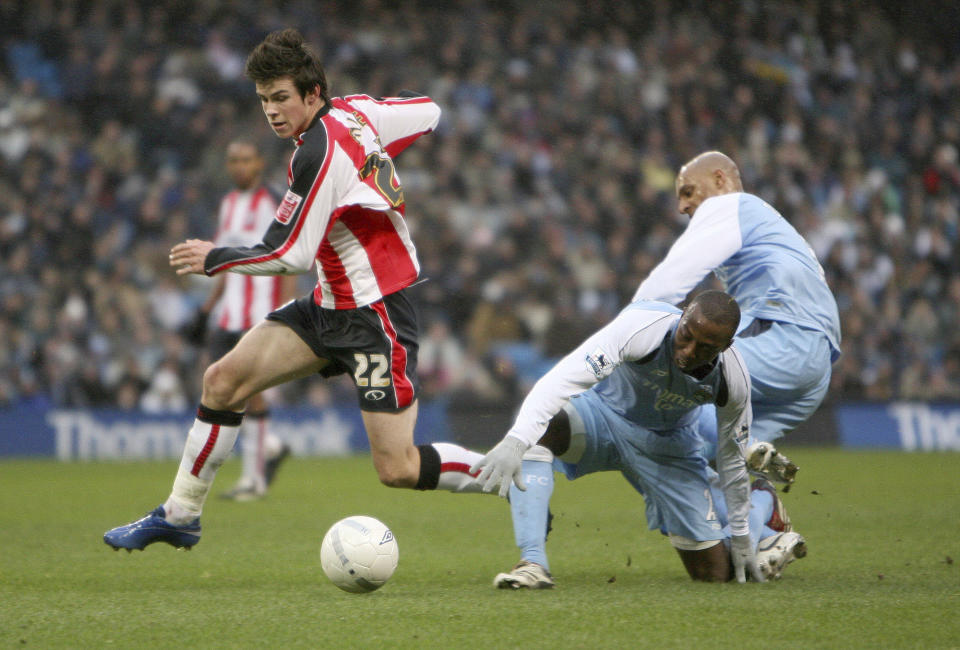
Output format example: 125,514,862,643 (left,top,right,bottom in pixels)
472,291,806,587
184,139,296,501
105,28,491,552
633,151,842,485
